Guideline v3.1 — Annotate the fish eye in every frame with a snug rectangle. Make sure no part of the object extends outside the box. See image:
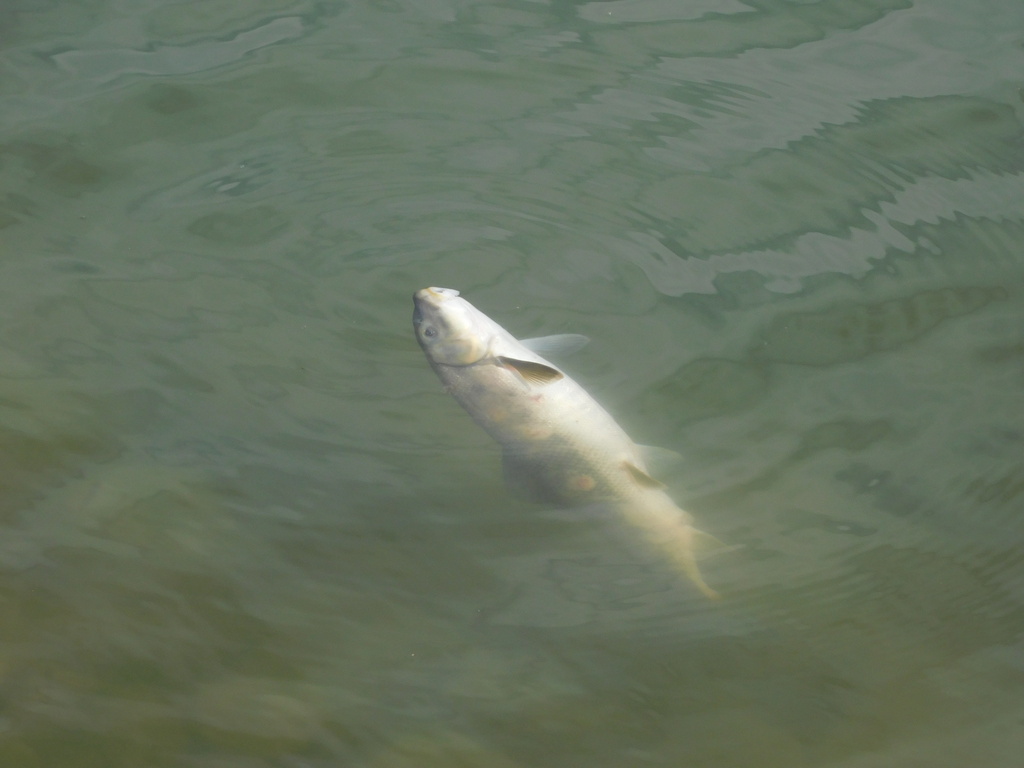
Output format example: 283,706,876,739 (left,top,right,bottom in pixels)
422,326,437,339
